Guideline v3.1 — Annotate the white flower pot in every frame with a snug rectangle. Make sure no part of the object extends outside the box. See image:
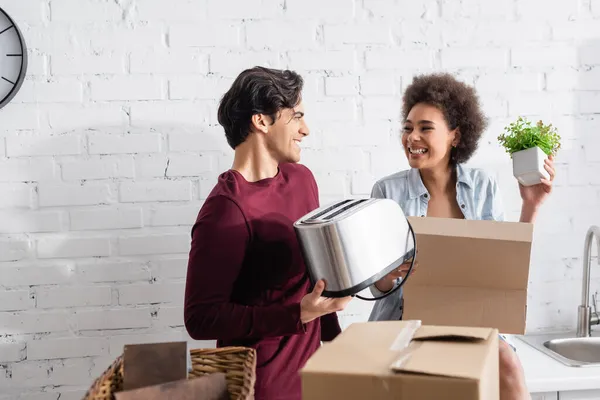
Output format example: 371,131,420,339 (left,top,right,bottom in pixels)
512,146,550,186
